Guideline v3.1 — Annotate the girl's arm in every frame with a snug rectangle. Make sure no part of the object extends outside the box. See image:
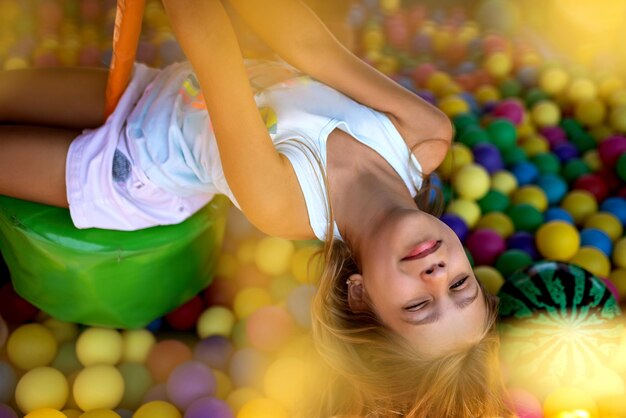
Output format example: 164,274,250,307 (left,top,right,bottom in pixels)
225,0,452,174
161,0,308,236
